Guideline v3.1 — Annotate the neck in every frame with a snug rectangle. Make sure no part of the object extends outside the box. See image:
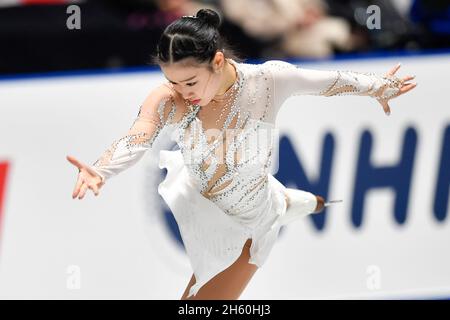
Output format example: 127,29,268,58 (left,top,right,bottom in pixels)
215,60,237,96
